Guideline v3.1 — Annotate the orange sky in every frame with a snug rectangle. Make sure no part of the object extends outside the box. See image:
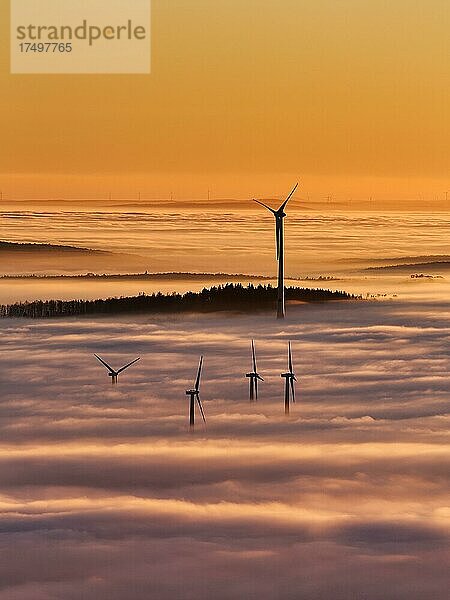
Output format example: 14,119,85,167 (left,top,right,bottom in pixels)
0,0,449,205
